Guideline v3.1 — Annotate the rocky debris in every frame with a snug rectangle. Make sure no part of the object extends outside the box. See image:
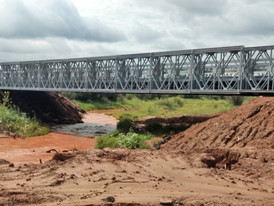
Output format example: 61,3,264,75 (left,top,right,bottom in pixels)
9,91,85,124
154,135,172,150
102,196,115,203
201,149,241,169
160,197,173,205
52,152,76,162
8,163,15,167
0,159,10,165
49,179,66,187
